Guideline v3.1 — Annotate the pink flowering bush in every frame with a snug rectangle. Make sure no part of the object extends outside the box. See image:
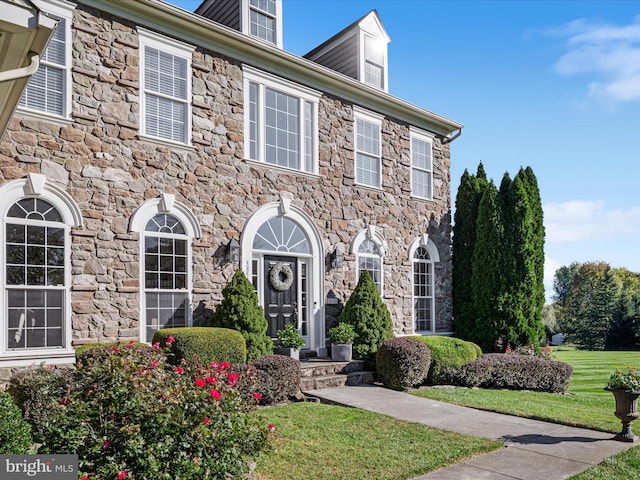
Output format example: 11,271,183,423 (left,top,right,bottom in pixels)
20,342,271,480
